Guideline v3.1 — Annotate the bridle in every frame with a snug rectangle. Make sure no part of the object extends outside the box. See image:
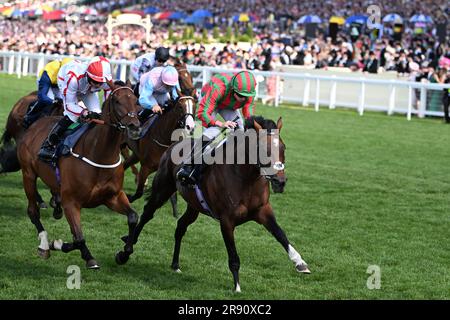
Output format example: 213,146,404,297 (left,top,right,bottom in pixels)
106,86,138,131
176,96,196,129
